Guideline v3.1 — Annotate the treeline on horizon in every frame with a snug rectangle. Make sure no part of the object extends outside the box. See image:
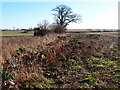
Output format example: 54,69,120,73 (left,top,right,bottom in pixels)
1,29,119,32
